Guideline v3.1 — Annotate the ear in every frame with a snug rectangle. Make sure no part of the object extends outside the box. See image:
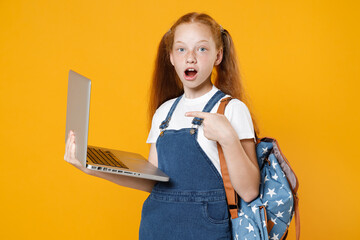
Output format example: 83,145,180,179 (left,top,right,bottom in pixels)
214,48,223,66
169,51,174,66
